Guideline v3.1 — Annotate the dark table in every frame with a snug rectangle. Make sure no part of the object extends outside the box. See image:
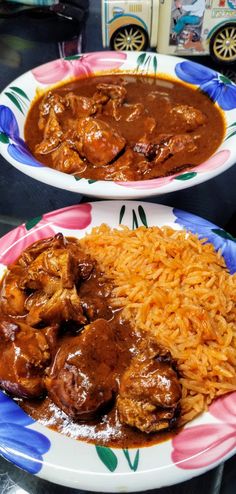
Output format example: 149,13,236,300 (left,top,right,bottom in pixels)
0,1,236,492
